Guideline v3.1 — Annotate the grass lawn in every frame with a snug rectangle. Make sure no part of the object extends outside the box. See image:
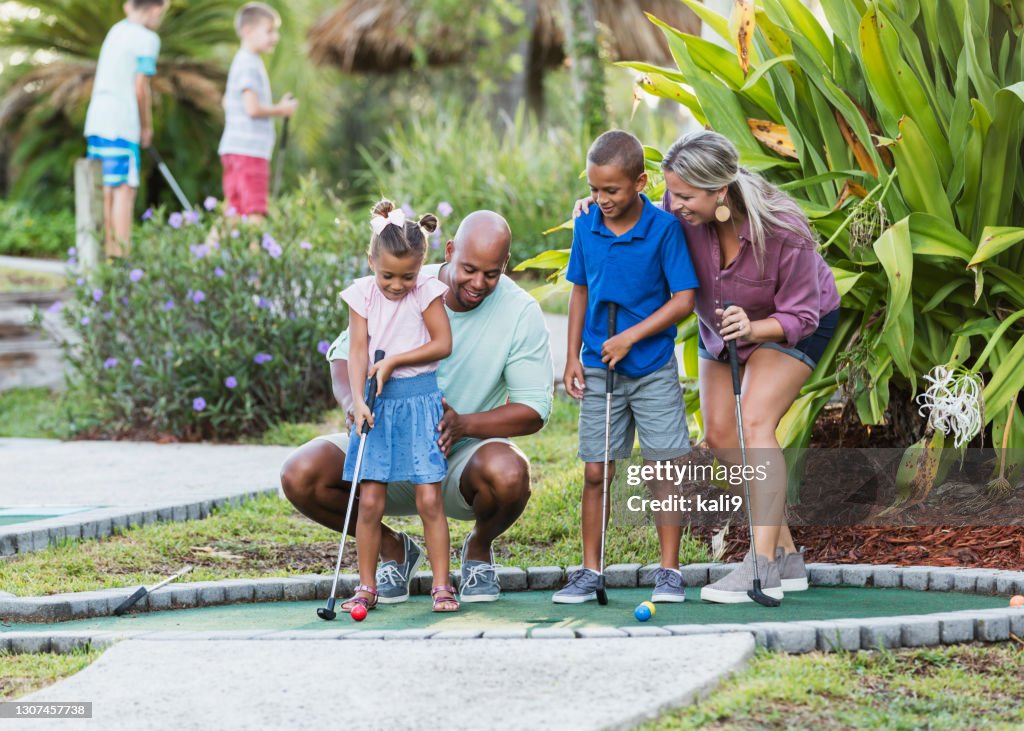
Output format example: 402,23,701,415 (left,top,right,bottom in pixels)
0,649,101,700
0,388,67,439
0,266,66,294
642,644,1024,730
